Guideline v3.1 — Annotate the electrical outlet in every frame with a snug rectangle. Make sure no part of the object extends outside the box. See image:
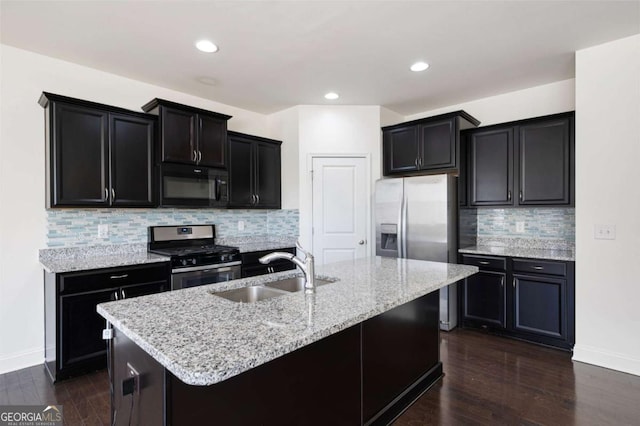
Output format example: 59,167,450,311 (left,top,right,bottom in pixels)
98,224,109,238
126,362,140,394
594,224,616,240
237,220,245,231
515,221,525,233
